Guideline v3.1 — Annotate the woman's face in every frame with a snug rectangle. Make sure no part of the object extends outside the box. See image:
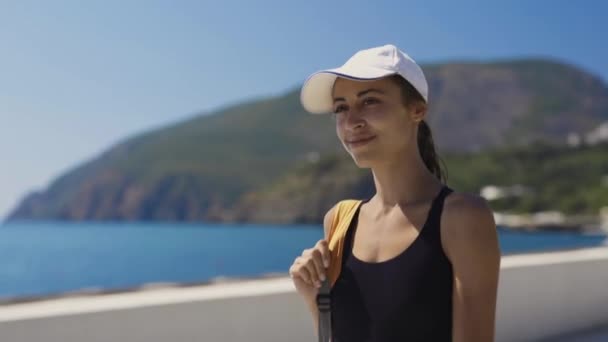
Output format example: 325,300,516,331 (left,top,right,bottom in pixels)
331,76,423,167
